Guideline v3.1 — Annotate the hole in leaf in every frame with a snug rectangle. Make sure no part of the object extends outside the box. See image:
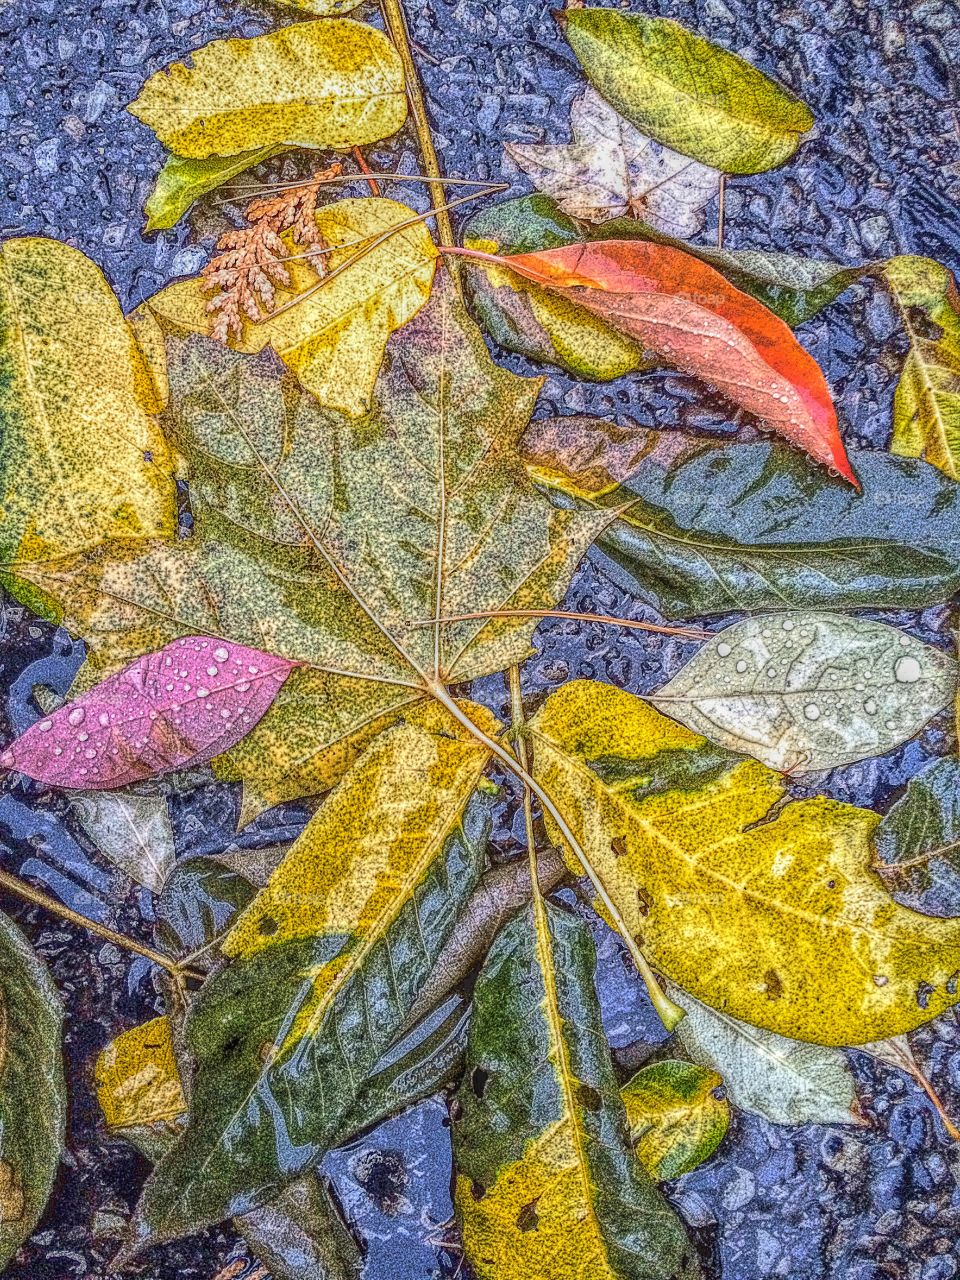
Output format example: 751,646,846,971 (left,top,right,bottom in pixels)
610,836,628,859
917,981,934,1009
711,1085,727,1102
258,916,279,936
471,1067,490,1099
636,886,652,917
577,1084,603,1113
469,1180,486,1202
516,1198,540,1233
764,968,784,1000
